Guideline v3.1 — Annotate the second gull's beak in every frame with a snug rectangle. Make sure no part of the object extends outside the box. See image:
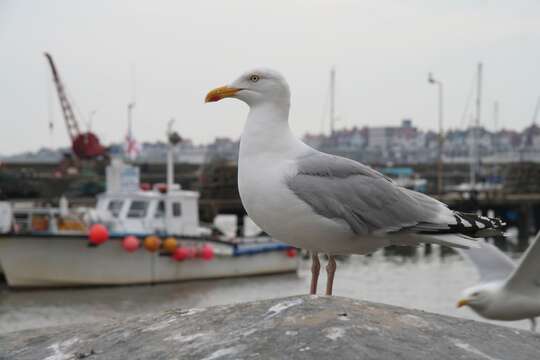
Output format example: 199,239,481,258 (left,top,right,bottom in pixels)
457,299,470,308
205,86,241,103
